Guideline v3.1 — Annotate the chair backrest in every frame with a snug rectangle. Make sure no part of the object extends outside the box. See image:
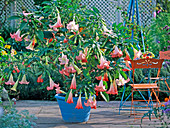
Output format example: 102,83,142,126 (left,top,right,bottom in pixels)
159,51,170,60
130,59,164,70
130,59,164,83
